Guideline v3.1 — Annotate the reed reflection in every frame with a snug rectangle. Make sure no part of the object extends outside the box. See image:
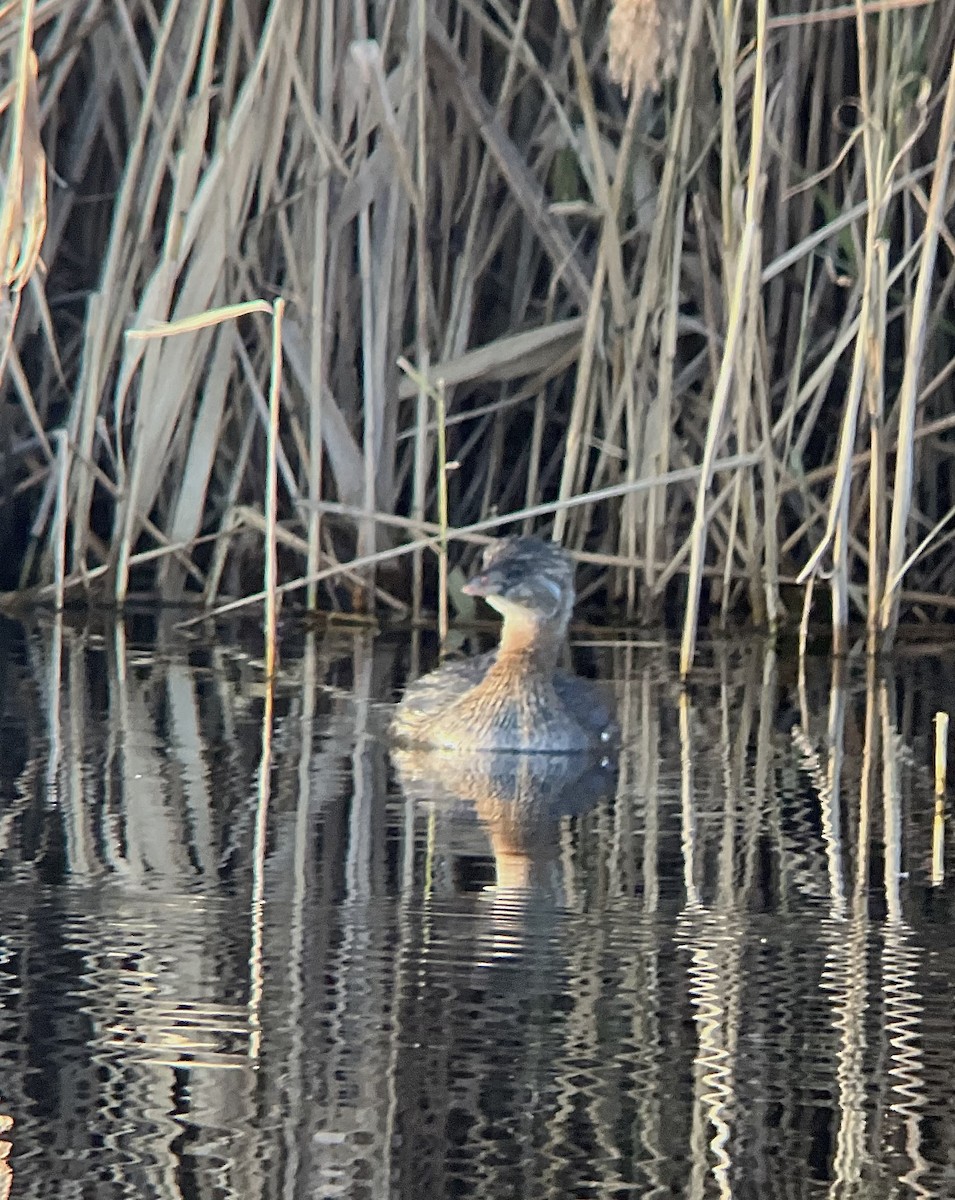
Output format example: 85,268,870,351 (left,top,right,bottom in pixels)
0,620,953,1198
